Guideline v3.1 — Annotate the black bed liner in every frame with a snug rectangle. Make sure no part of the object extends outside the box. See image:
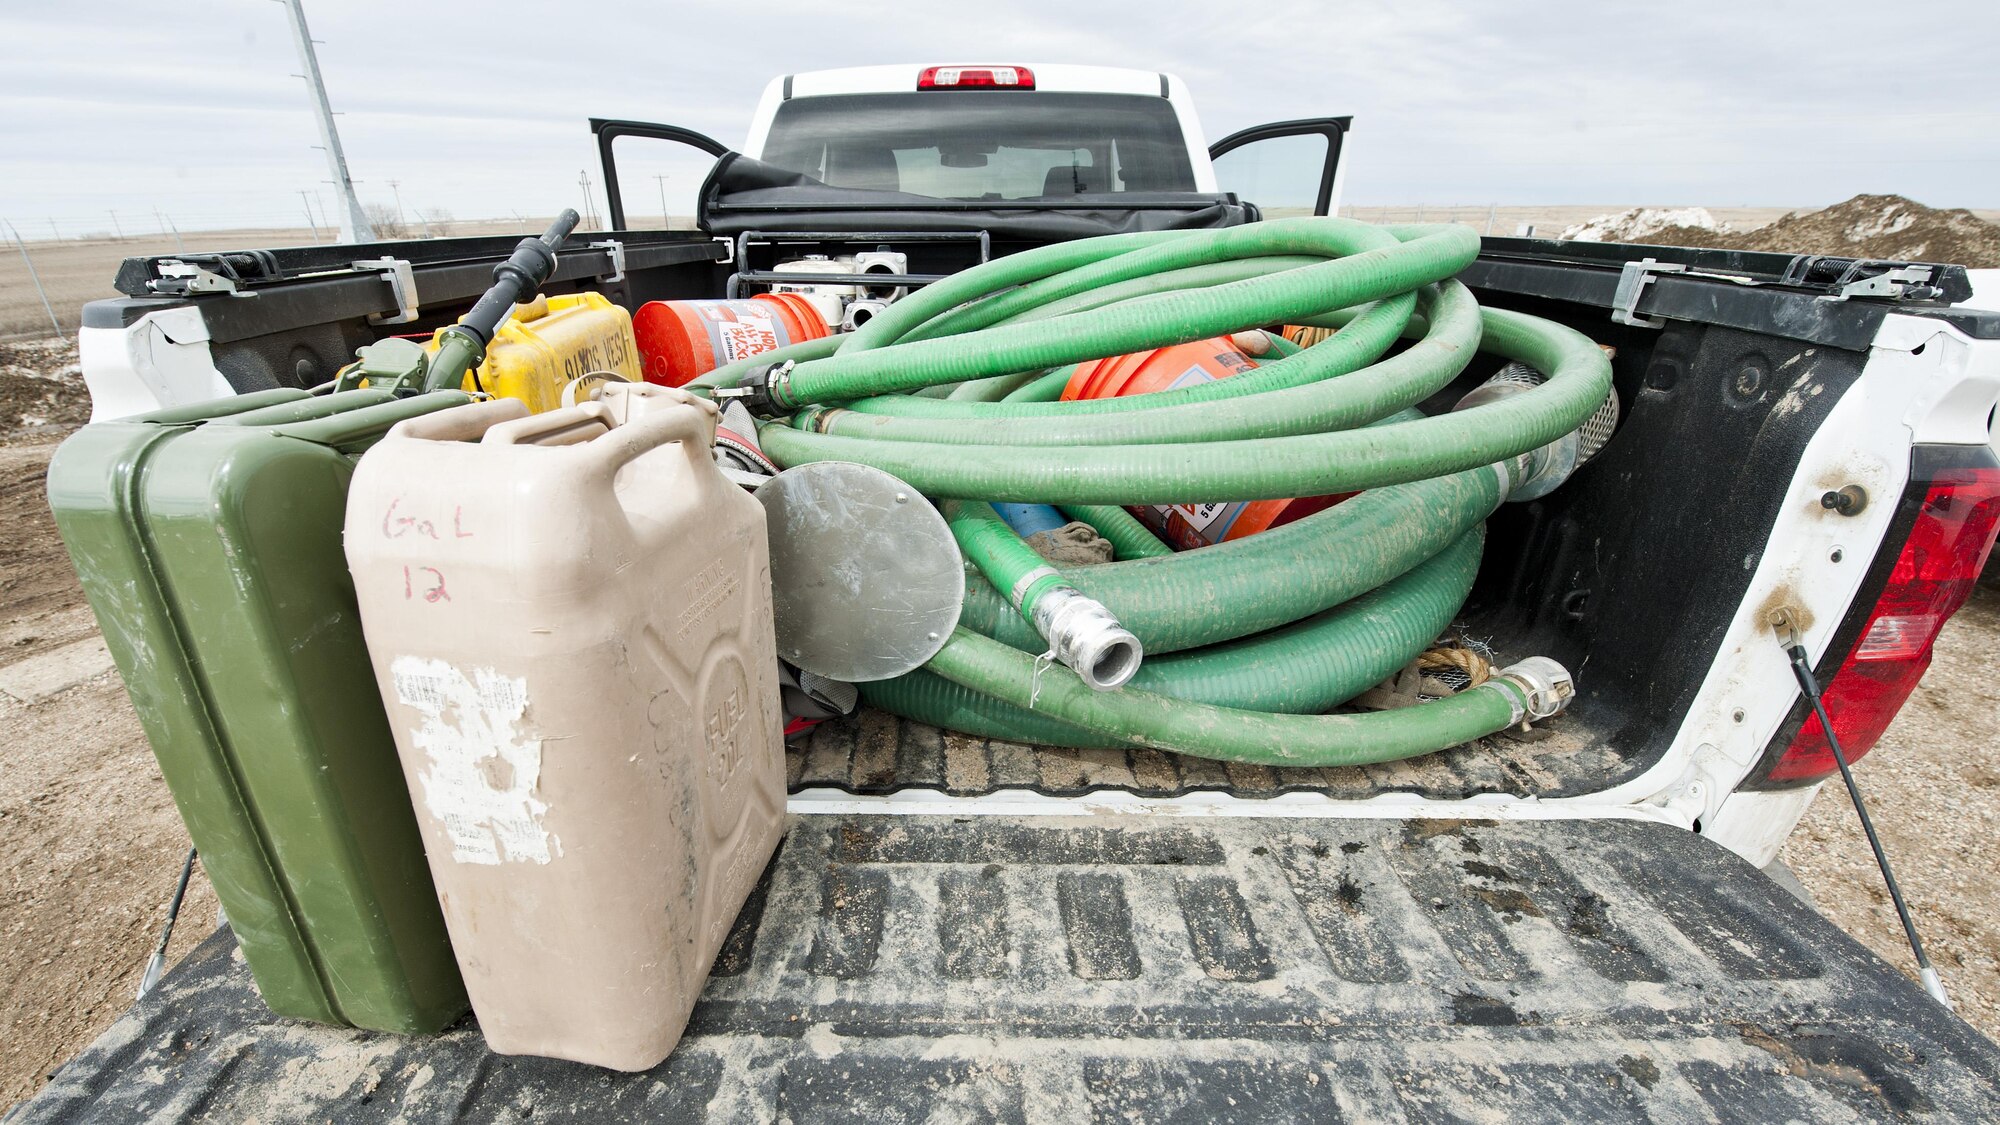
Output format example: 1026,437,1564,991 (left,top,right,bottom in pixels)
16,815,1998,1123
788,708,1636,801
